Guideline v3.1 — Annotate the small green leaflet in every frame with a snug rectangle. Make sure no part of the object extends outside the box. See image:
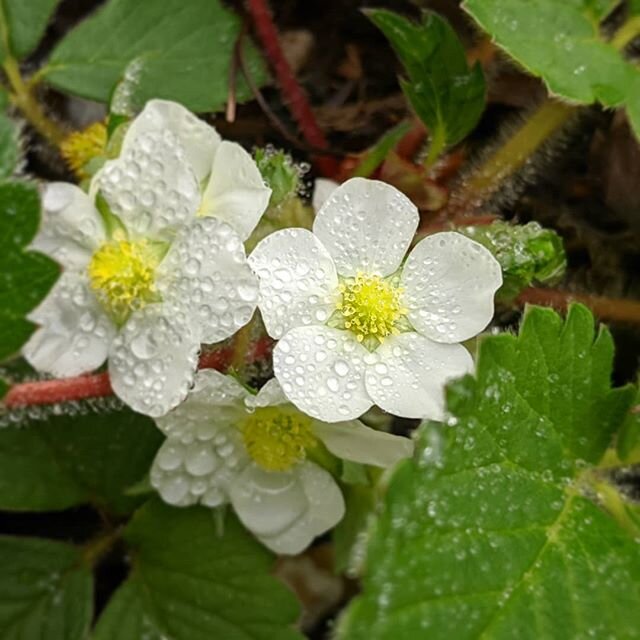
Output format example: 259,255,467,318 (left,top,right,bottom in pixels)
40,0,268,113
93,500,303,640
458,221,566,301
338,305,639,639
463,0,640,138
0,535,93,640
617,386,640,463
0,407,162,514
0,181,58,361
366,9,485,164
0,0,60,62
